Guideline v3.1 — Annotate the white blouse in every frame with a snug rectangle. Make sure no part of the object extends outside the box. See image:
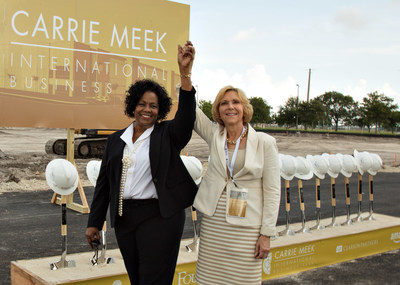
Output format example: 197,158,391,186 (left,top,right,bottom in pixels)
120,123,158,199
